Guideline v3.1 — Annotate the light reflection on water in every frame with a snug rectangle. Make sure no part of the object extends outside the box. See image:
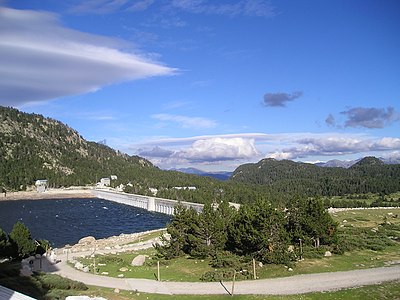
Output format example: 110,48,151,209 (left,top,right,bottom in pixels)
0,198,171,248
